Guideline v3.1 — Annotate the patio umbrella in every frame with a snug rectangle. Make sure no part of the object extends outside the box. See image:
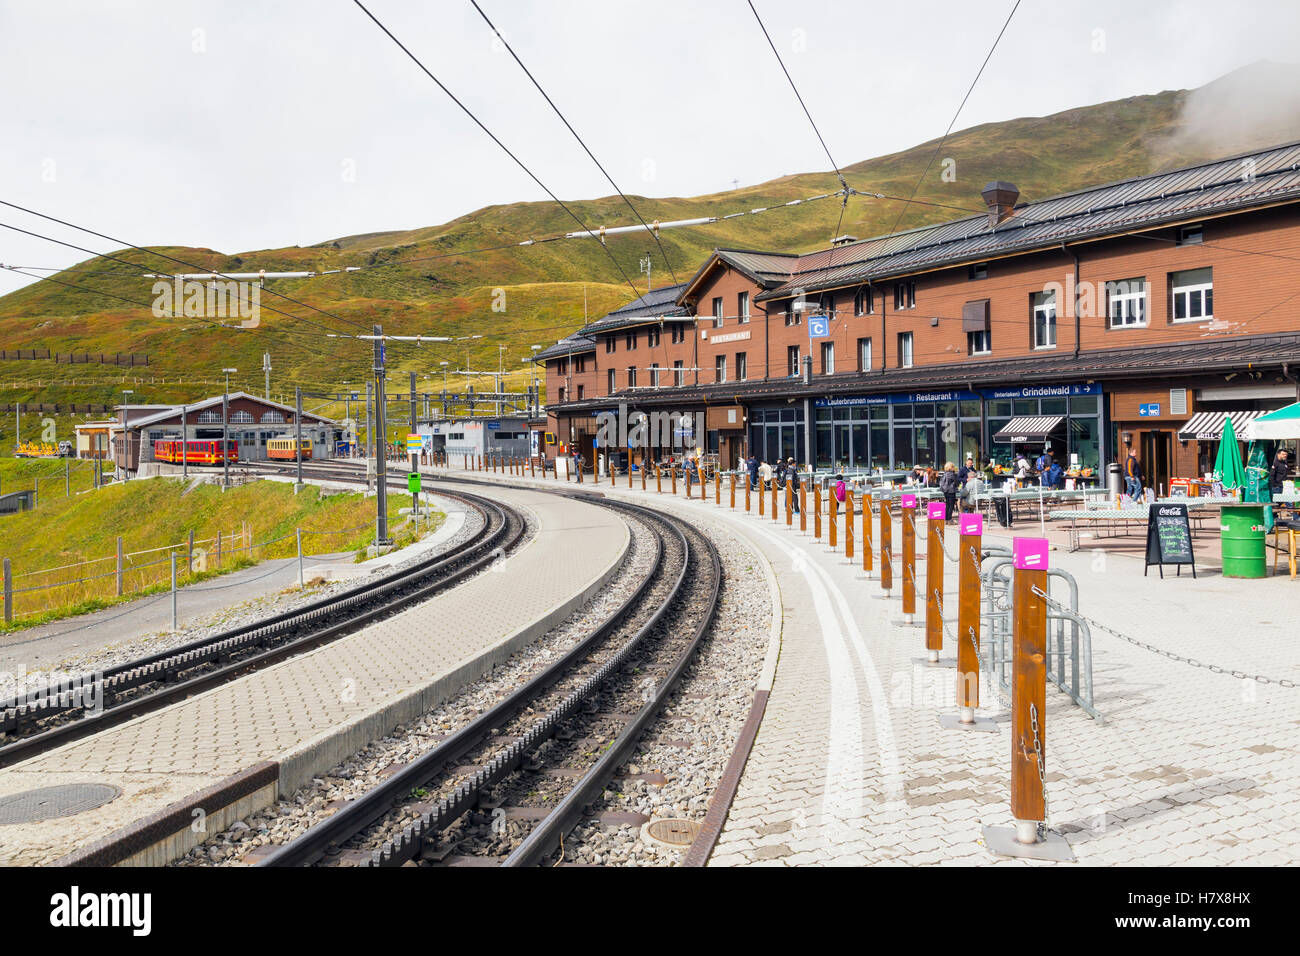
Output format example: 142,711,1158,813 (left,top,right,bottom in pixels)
1213,414,1247,492
1242,401,1300,441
